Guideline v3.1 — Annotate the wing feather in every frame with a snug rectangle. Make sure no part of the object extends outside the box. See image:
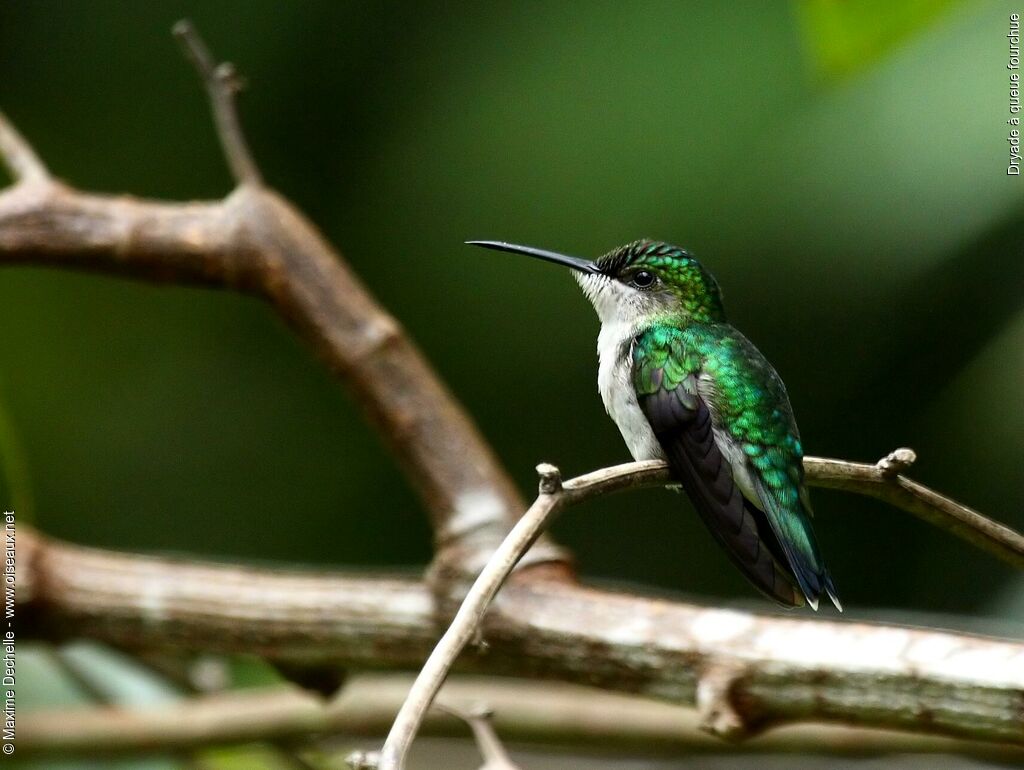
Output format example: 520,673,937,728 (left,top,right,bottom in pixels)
634,326,839,609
